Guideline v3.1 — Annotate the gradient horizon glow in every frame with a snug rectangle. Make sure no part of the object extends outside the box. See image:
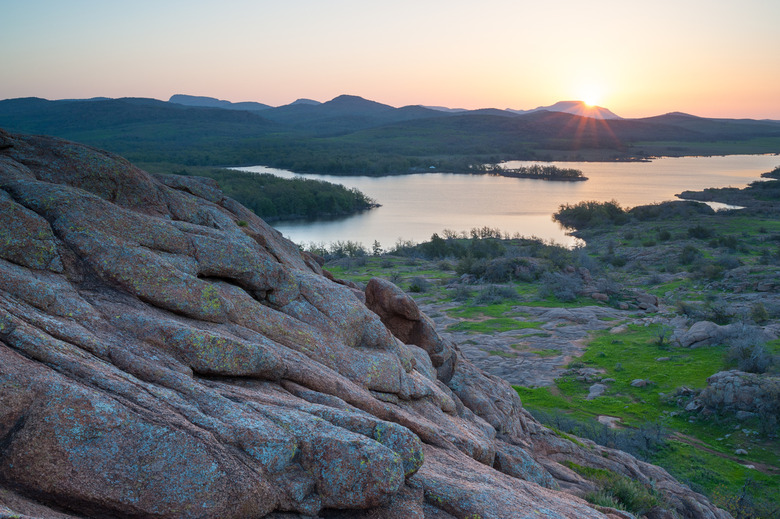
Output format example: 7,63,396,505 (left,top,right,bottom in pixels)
2,0,779,119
